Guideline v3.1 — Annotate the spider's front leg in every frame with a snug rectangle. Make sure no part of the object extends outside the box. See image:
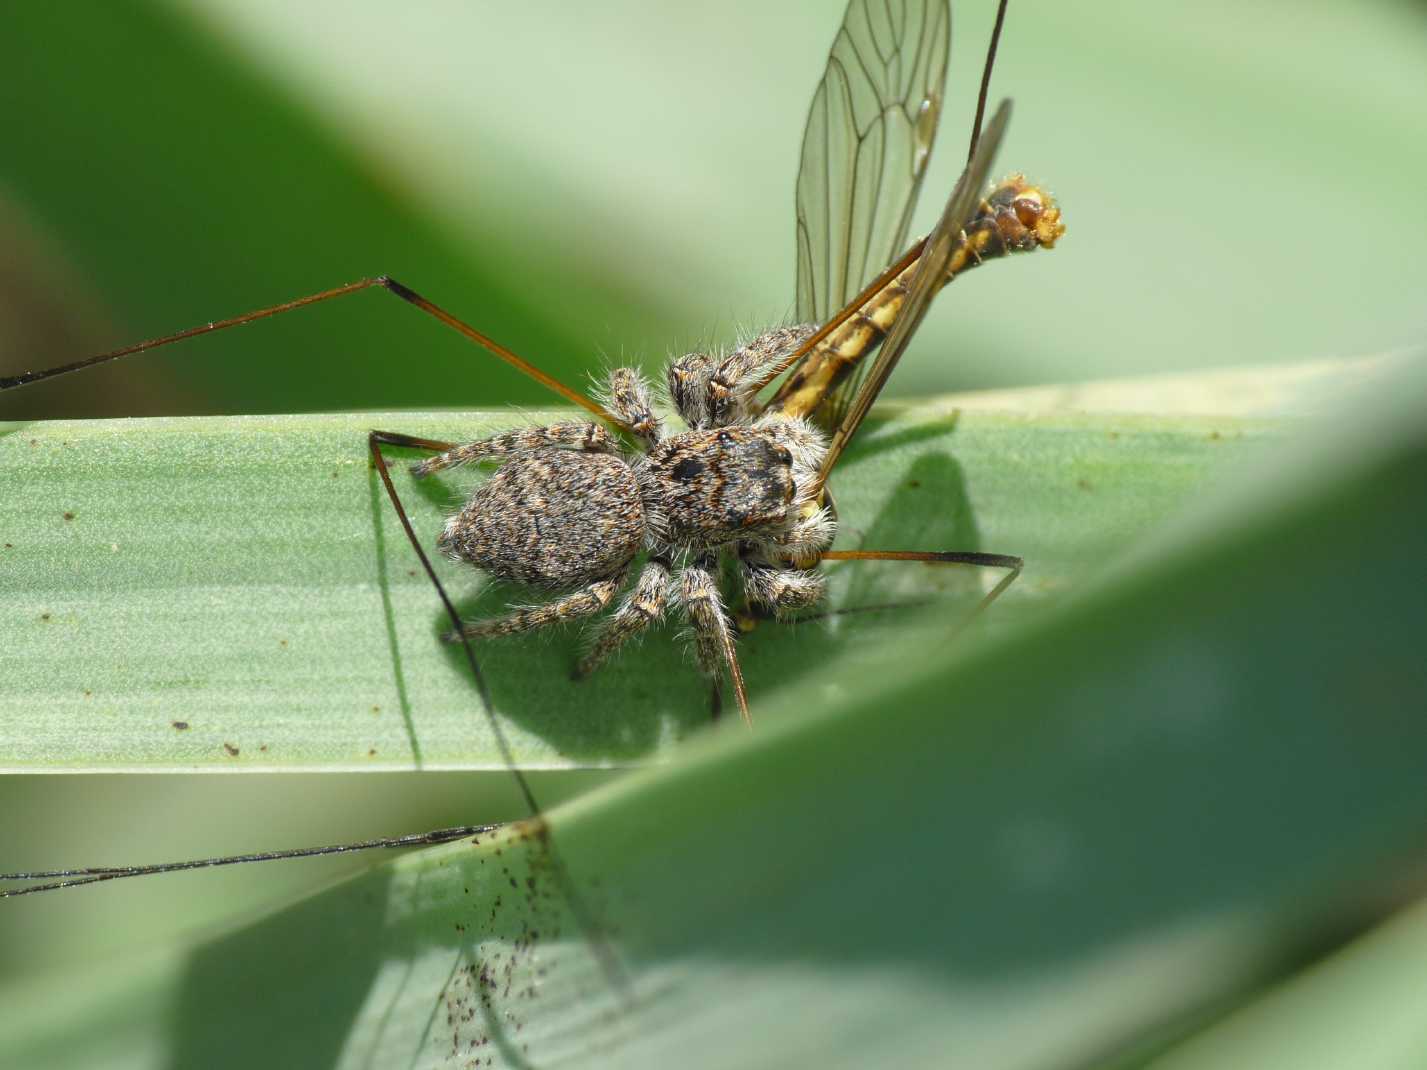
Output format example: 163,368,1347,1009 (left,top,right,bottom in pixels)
596,367,662,447
740,558,827,618
718,325,818,391
666,324,816,430
681,554,751,725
